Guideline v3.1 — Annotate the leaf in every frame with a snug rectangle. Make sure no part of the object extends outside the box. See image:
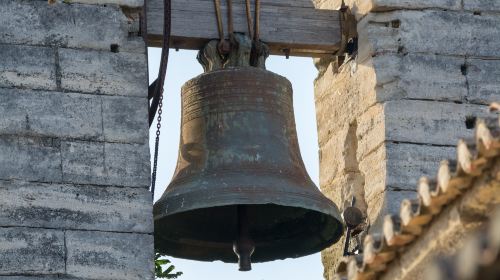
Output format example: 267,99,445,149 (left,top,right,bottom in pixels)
155,253,183,279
